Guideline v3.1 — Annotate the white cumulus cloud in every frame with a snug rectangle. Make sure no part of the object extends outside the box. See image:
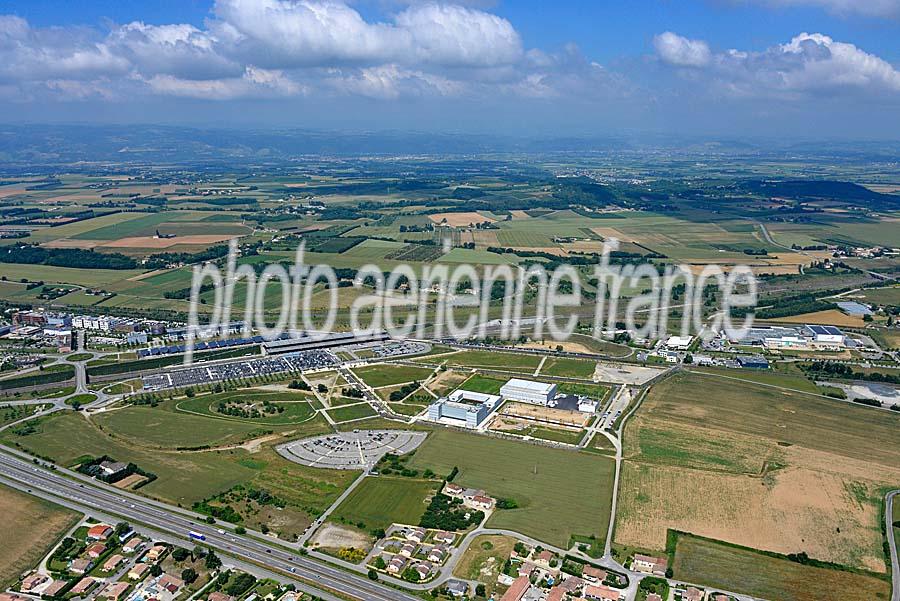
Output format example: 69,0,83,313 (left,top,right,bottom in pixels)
654,31,712,67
